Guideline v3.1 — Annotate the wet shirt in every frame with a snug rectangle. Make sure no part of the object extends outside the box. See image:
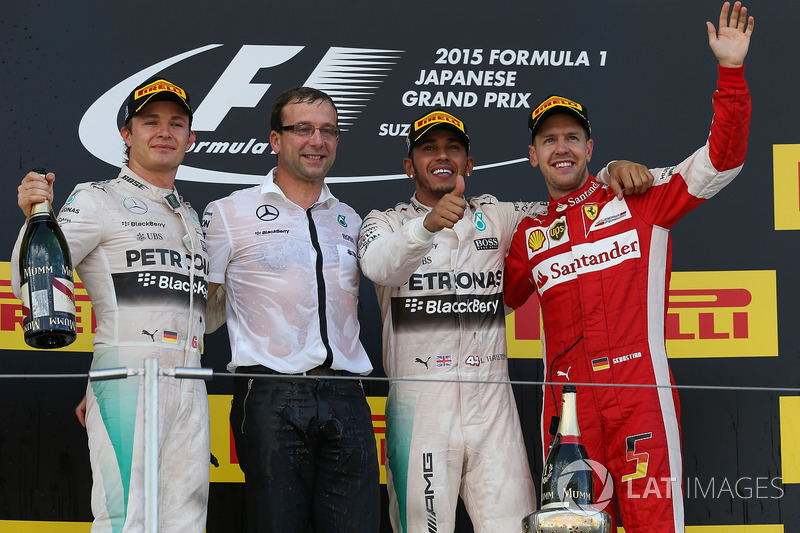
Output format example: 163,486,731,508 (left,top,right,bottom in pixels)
203,169,372,374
